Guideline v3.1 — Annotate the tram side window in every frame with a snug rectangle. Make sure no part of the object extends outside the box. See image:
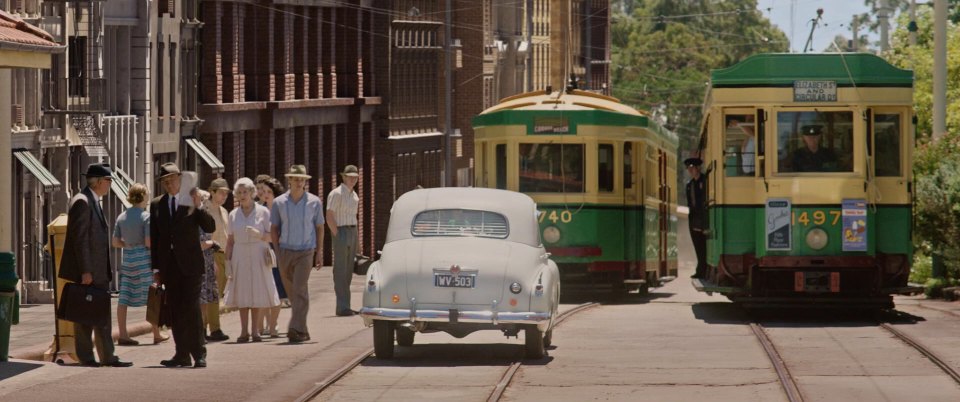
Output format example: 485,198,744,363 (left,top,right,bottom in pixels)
874,114,901,176
495,144,507,189
724,114,756,177
777,111,854,173
518,143,584,193
598,143,614,192
624,142,634,190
